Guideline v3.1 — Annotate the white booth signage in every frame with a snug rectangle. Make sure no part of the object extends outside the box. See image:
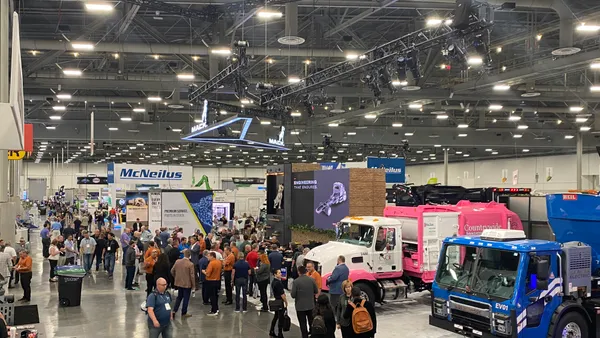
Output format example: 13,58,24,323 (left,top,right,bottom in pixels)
107,163,193,186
